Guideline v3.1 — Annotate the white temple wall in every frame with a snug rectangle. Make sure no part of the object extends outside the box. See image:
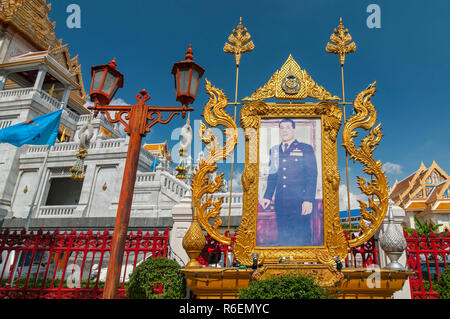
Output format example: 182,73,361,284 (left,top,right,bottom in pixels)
87,165,120,217
10,169,38,218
